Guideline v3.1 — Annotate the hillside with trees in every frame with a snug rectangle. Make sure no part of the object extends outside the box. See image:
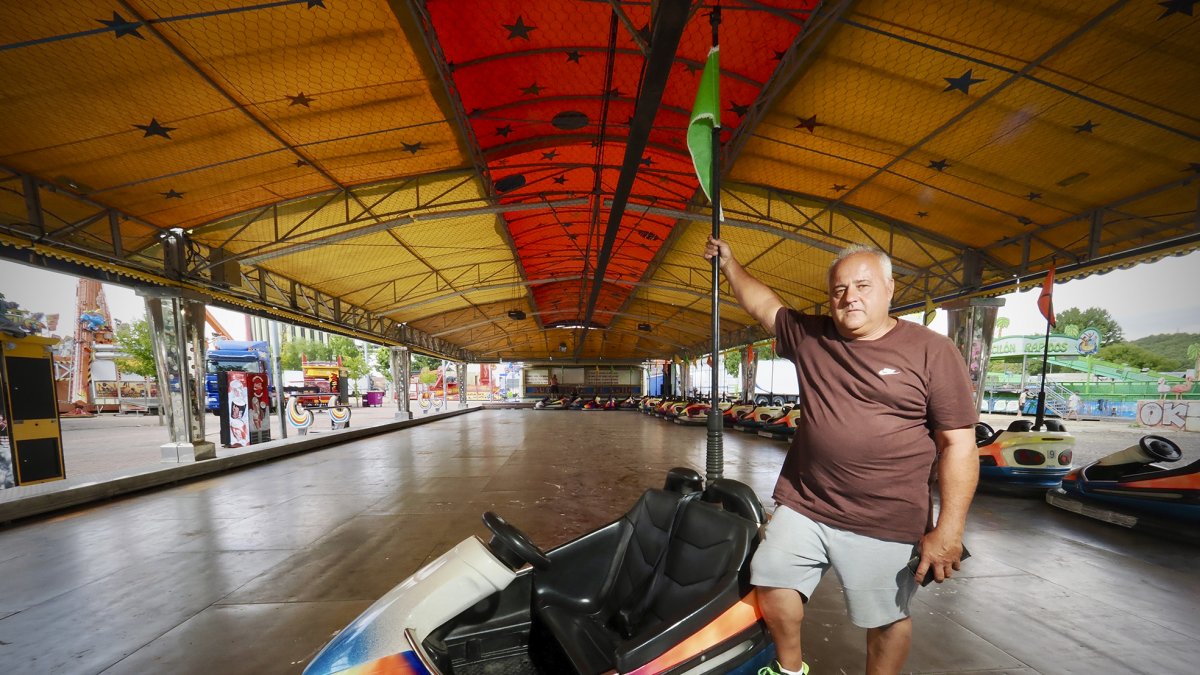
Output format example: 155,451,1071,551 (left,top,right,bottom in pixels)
1129,332,1200,372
